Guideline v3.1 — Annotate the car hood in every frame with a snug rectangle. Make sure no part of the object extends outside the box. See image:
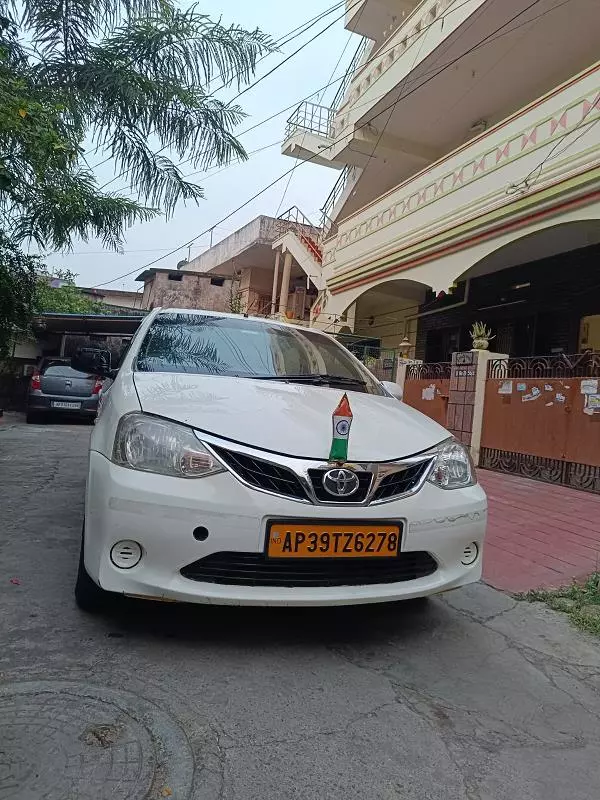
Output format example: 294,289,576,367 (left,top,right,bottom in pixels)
133,372,450,461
